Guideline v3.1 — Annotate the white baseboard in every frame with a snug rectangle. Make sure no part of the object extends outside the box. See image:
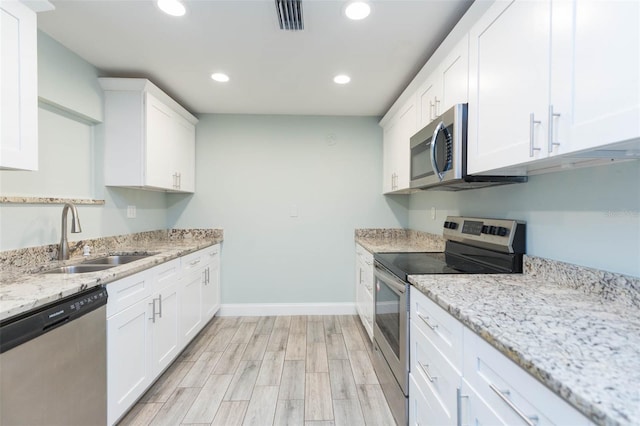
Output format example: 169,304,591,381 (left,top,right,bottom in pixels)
218,302,356,317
